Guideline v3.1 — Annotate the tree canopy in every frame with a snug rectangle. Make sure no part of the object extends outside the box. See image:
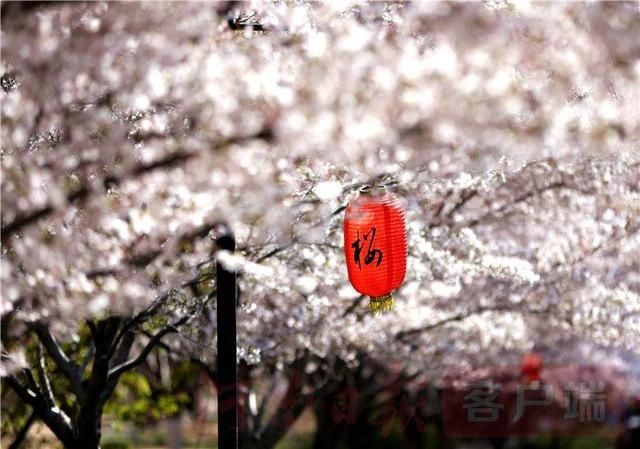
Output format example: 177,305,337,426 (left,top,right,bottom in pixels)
1,1,639,448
